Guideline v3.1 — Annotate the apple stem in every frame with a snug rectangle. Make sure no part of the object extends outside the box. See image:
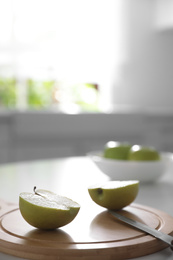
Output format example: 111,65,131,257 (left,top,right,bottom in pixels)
33,186,41,196
33,186,48,200
97,188,103,195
